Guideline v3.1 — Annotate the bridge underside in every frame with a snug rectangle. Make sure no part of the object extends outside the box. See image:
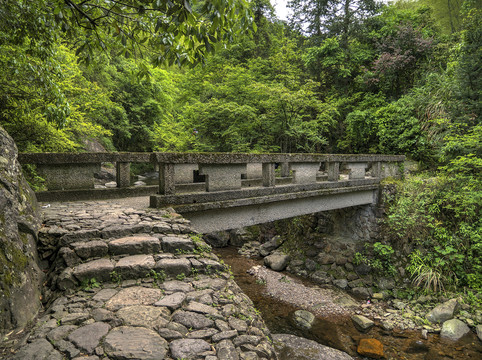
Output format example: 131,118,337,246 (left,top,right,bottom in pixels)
163,185,378,233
